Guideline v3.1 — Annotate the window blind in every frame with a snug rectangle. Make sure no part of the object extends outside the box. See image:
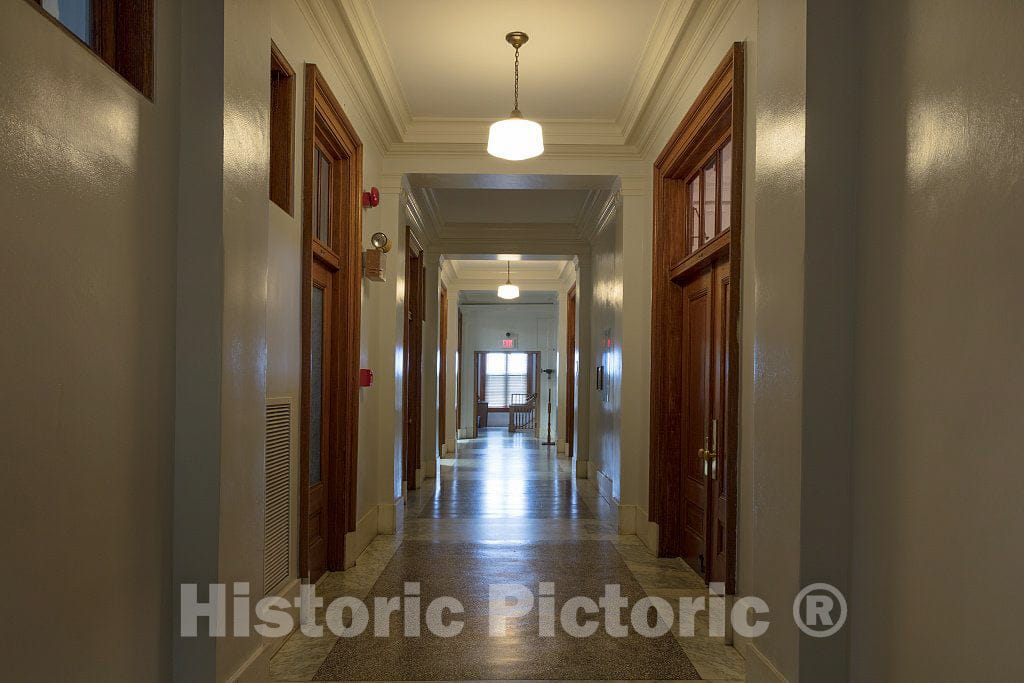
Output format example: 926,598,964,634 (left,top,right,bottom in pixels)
484,352,529,408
